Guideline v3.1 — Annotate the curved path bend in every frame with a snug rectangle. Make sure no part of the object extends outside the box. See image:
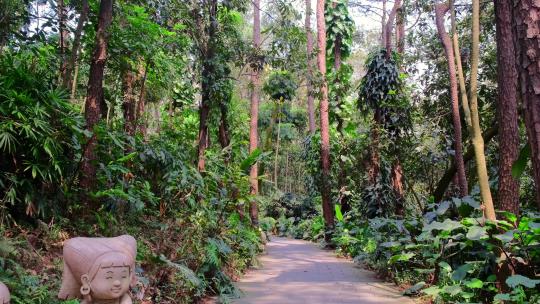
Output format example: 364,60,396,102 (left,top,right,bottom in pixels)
233,237,416,304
